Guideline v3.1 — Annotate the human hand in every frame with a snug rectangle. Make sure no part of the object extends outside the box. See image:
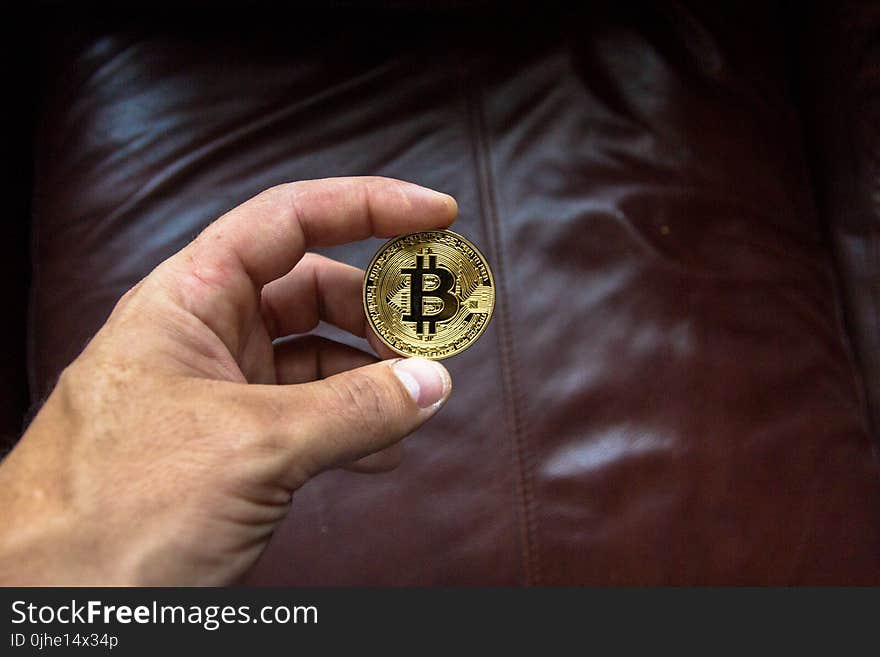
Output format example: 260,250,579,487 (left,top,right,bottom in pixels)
0,177,456,585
